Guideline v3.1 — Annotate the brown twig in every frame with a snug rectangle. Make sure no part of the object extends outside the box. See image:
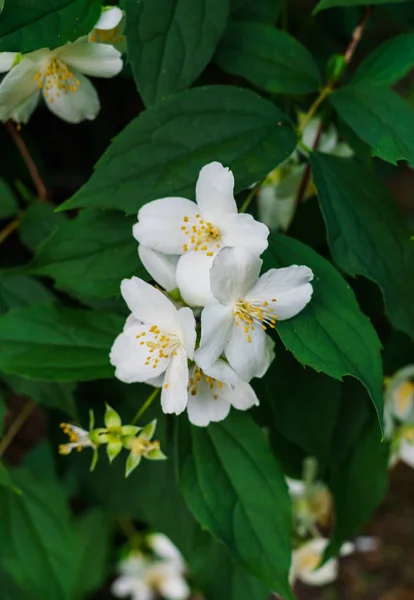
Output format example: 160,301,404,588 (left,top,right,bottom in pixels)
5,121,49,202
0,400,35,458
0,216,20,244
294,6,371,208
